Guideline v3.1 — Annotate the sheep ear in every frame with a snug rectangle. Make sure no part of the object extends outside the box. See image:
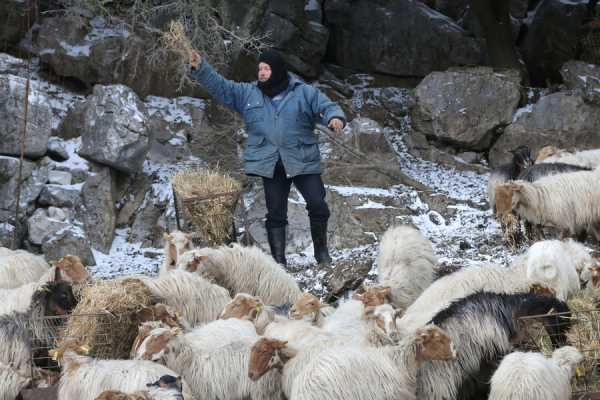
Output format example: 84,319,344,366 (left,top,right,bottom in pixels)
353,292,364,301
